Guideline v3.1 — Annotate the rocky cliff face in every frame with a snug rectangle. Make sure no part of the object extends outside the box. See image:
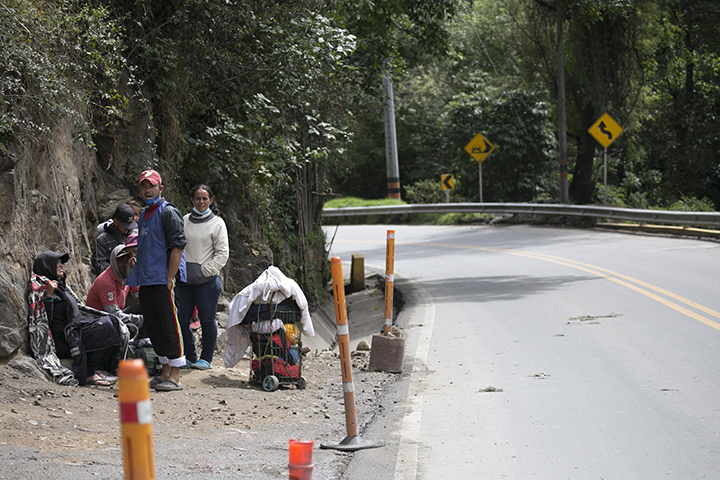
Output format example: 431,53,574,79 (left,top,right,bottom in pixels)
0,83,272,367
